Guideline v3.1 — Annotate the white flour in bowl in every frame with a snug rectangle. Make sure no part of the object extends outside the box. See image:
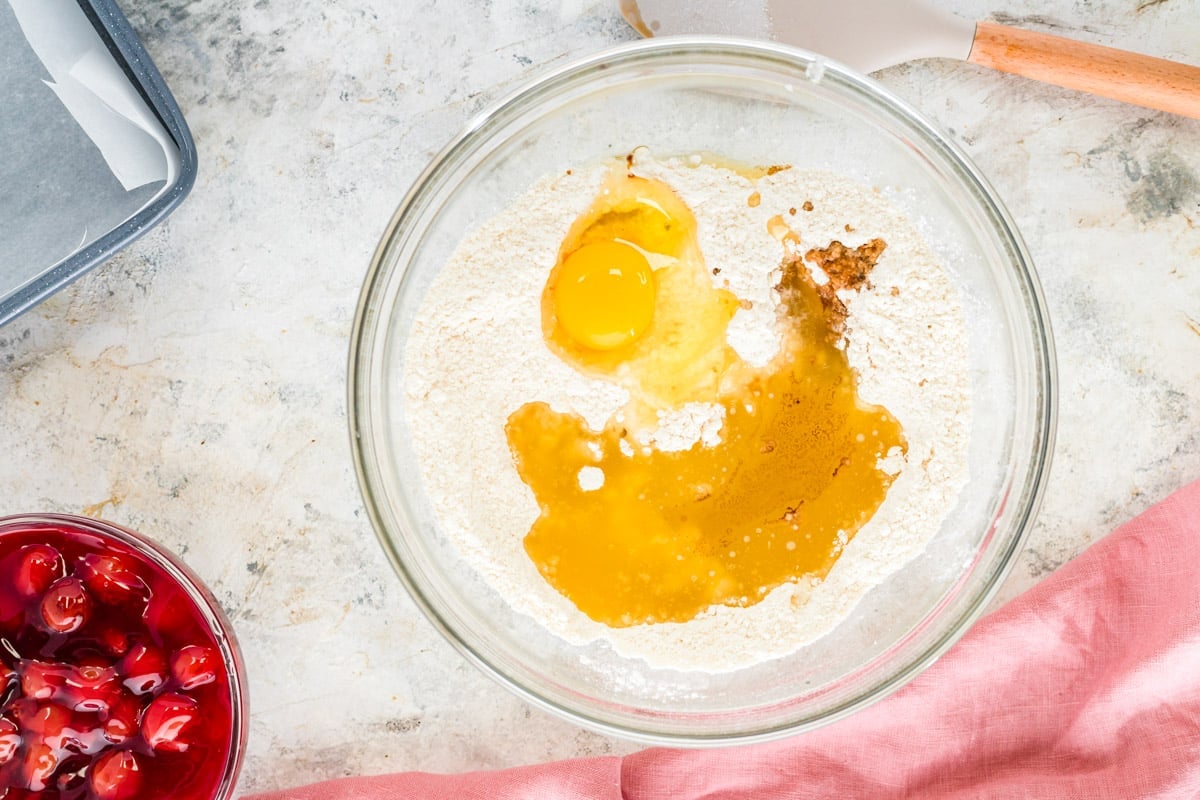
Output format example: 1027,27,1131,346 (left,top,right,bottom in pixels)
403,152,970,672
